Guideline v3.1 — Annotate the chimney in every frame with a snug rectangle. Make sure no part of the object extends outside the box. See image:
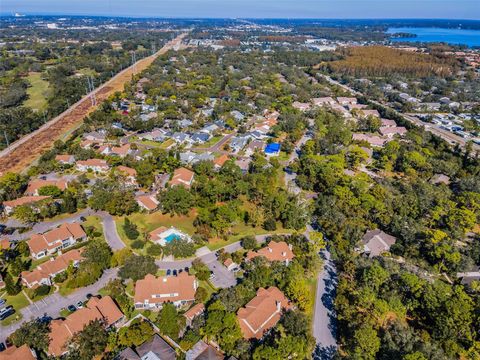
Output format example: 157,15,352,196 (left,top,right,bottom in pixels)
276,301,281,311
281,251,286,257
268,247,272,253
